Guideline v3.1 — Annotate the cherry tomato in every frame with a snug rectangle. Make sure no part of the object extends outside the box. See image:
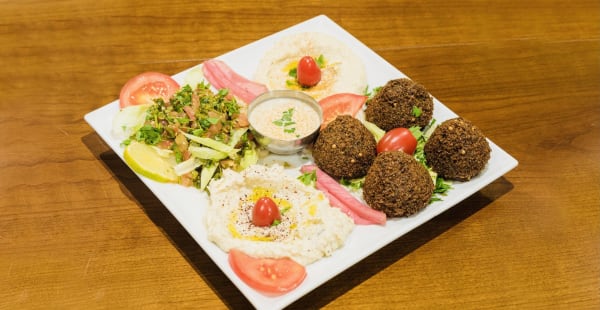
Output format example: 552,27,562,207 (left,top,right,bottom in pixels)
228,248,306,295
296,56,321,87
252,197,281,227
318,93,368,129
119,72,180,109
376,127,418,155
